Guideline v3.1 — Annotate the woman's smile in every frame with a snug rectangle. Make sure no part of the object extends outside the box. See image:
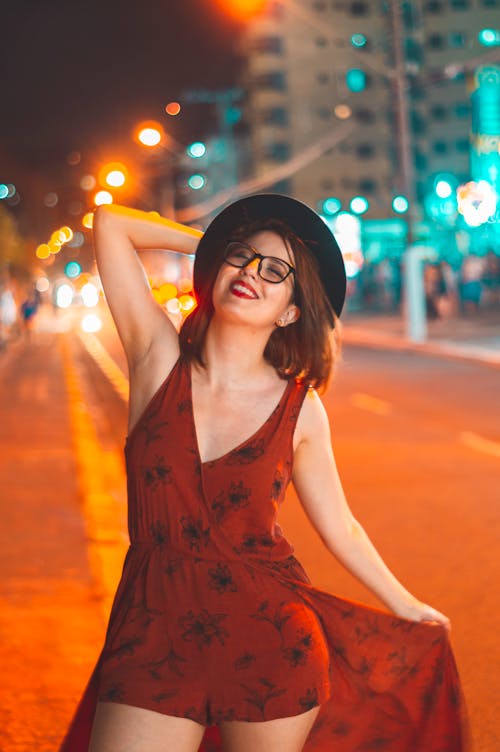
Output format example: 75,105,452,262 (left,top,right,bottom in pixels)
229,279,259,299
